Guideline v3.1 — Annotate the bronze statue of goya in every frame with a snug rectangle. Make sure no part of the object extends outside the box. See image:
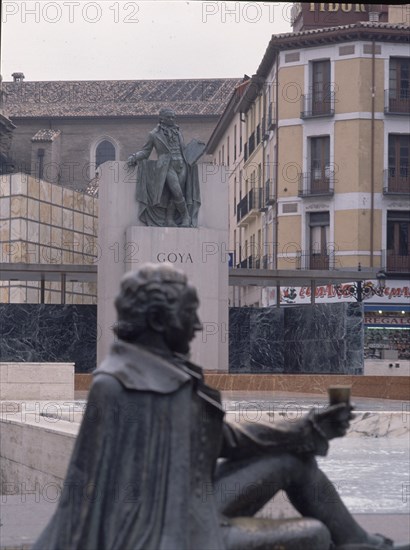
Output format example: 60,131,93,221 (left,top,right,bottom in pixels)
33,264,408,550
128,109,204,228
